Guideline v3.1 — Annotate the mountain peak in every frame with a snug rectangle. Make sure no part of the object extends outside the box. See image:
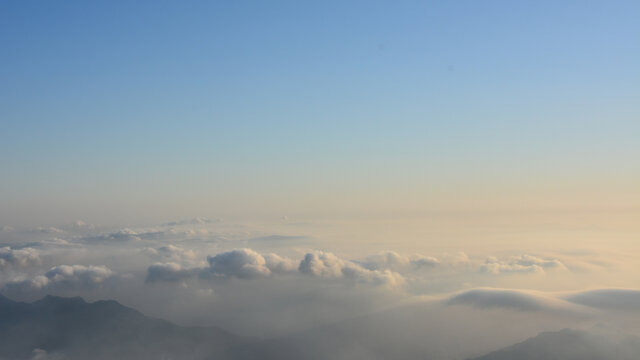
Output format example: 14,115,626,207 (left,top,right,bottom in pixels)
35,295,87,306
469,328,640,360
0,294,243,360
